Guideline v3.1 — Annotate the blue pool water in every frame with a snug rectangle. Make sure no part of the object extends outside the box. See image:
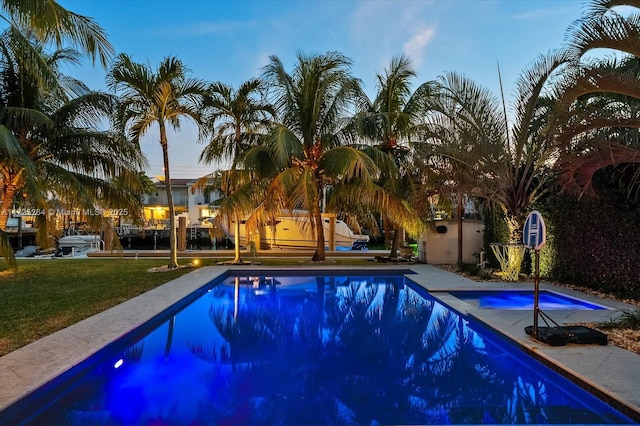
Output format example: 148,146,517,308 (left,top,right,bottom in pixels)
449,290,608,310
1,271,633,425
